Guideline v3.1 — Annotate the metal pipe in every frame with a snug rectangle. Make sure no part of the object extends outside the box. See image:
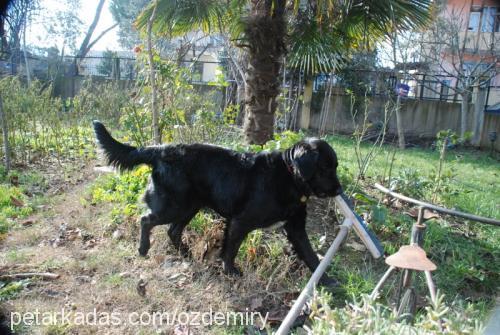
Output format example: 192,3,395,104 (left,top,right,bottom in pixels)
424,271,437,304
370,266,396,300
275,220,351,335
374,183,500,226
